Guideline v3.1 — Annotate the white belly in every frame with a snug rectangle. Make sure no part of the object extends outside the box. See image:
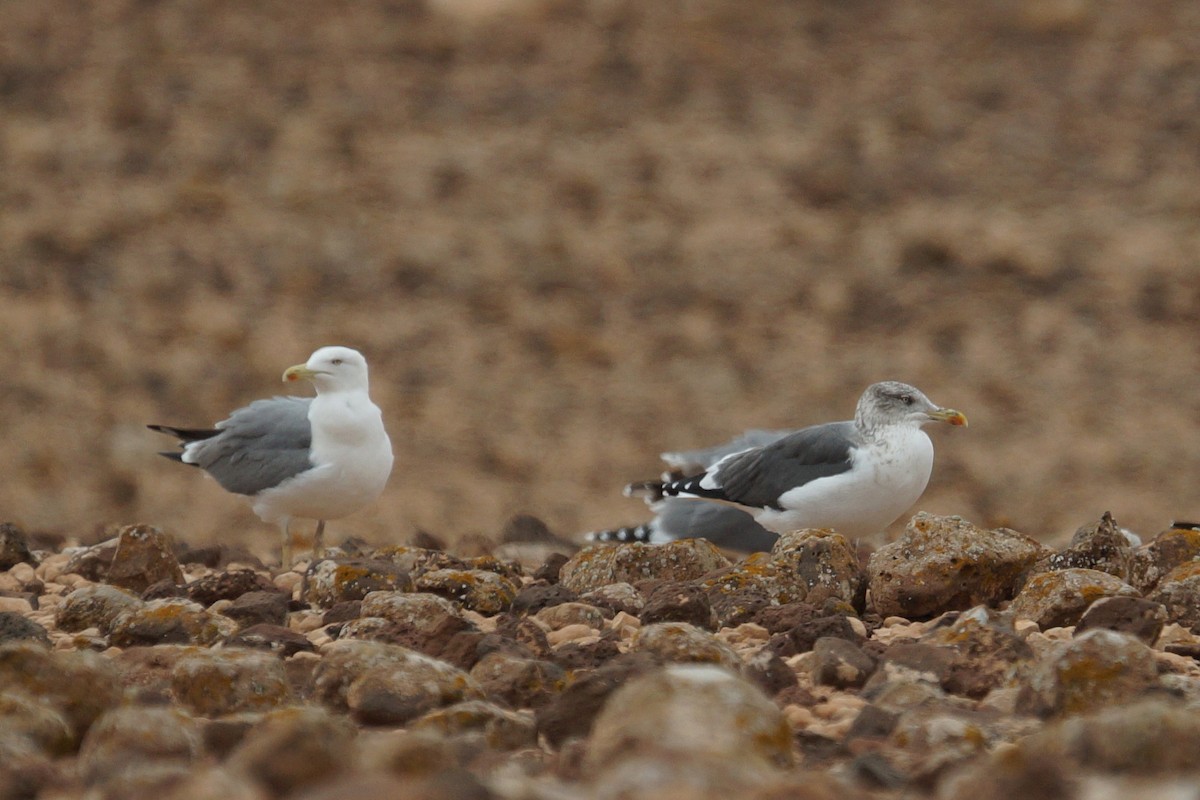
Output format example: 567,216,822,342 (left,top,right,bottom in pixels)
755,430,935,537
